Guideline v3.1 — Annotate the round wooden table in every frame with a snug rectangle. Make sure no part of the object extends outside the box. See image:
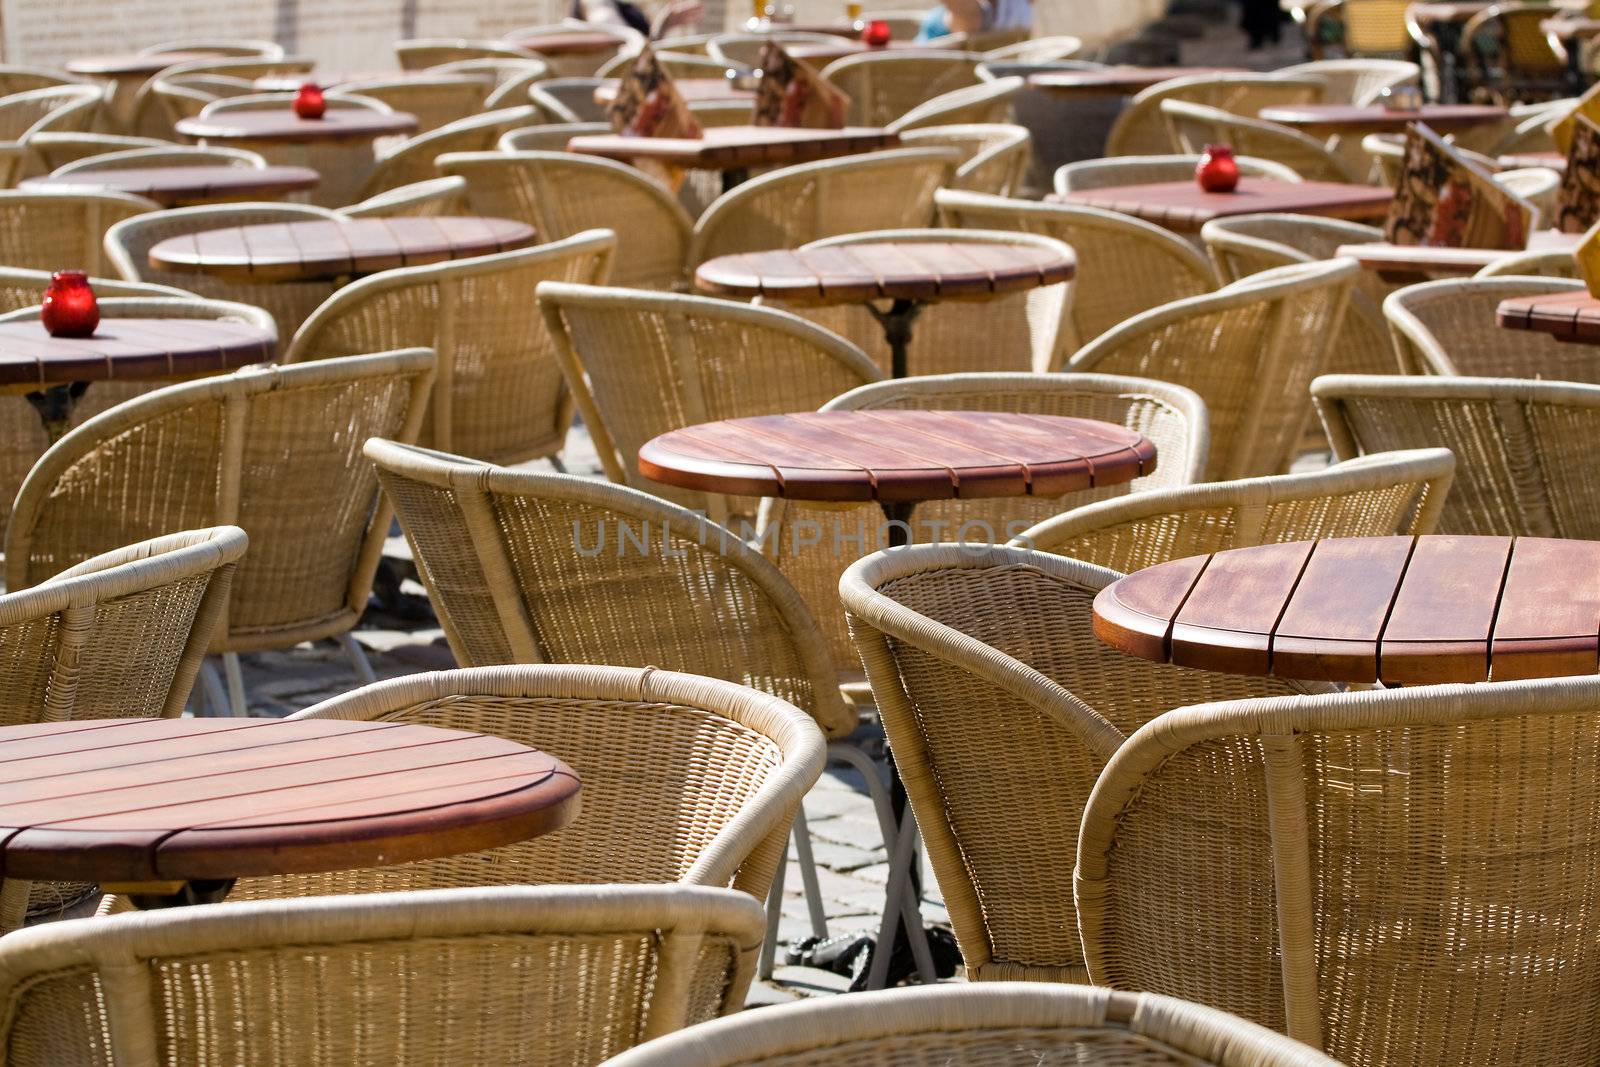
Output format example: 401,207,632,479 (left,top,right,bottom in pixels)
175,109,418,144
1497,289,1600,343
0,316,276,439
65,51,218,78
20,165,321,207
1257,103,1508,137
1052,178,1394,234
567,125,899,191
0,717,580,908
695,240,1076,377
147,216,536,283
1094,535,1600,686
1337,230,1579,279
